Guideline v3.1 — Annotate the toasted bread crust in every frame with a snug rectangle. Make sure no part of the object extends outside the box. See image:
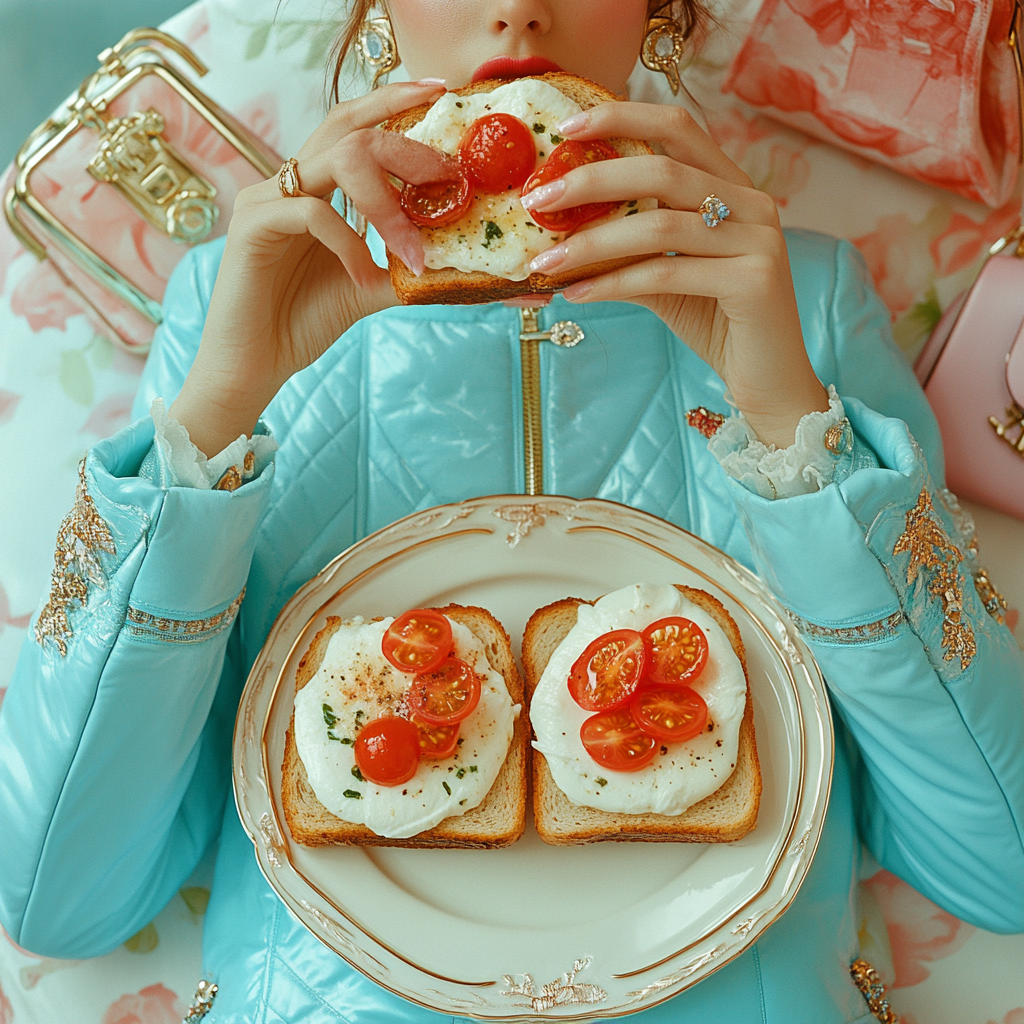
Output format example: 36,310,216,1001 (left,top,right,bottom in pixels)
523,585,762,845
380,72,655,304
282,605,527,848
